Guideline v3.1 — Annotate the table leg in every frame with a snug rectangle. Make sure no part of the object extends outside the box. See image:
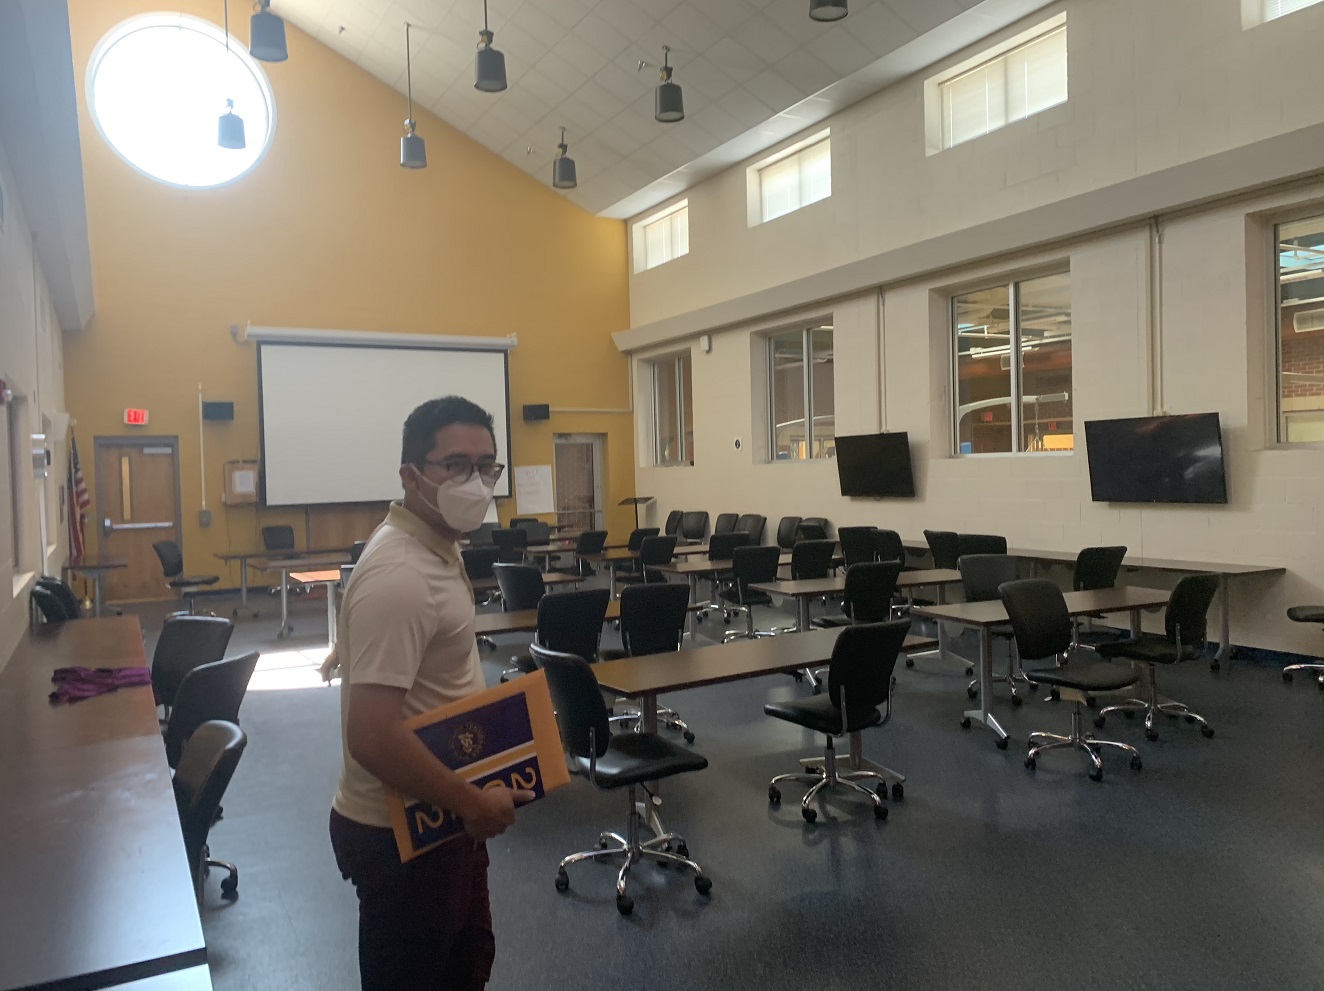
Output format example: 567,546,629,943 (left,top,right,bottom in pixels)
278,570,291,639
239,559,250,610
326,581,337,646
637,693,666,838
1129,607,1141,638
607,561,617,599
797,596,810,632
1213,574,1231,671
963,626,1009,746
92,573,105,618
685,575,699,639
